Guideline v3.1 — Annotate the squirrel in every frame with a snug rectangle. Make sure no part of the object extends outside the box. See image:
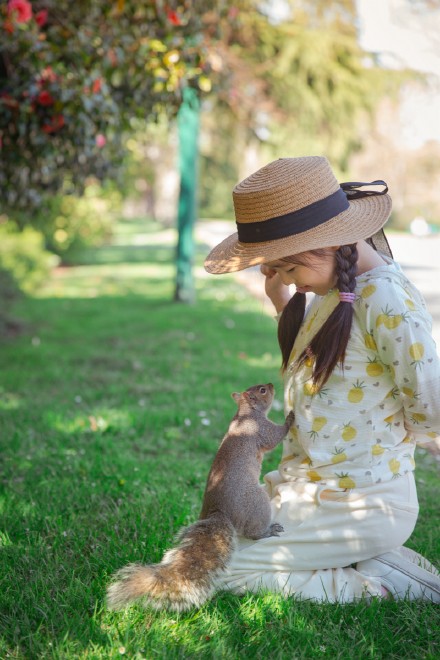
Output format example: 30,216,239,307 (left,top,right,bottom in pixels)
106,382,295,612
